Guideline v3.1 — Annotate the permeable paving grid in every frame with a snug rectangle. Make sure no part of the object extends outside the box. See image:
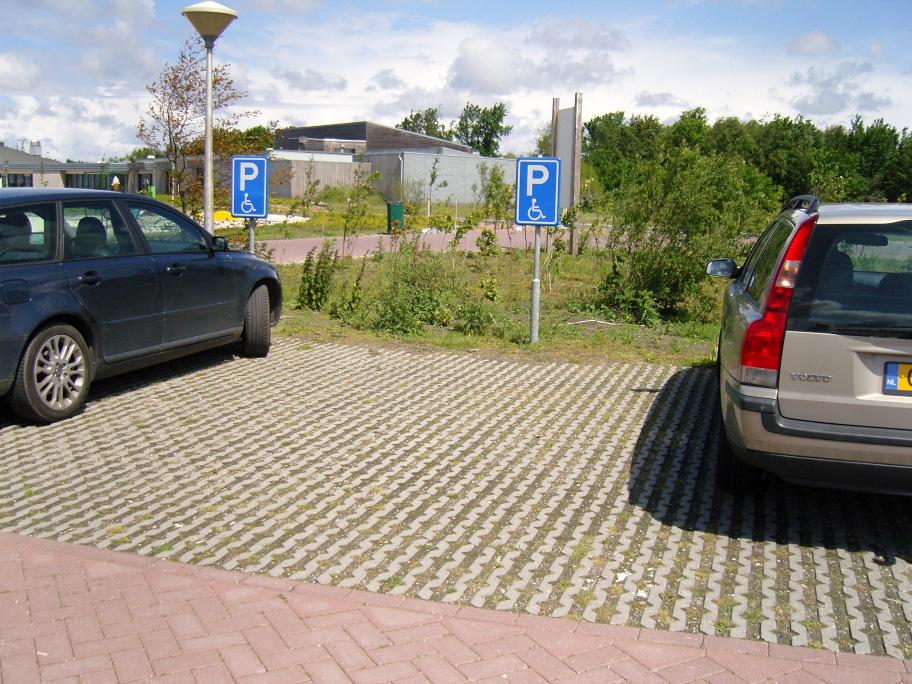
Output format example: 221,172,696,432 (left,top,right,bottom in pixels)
2,339,911,658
